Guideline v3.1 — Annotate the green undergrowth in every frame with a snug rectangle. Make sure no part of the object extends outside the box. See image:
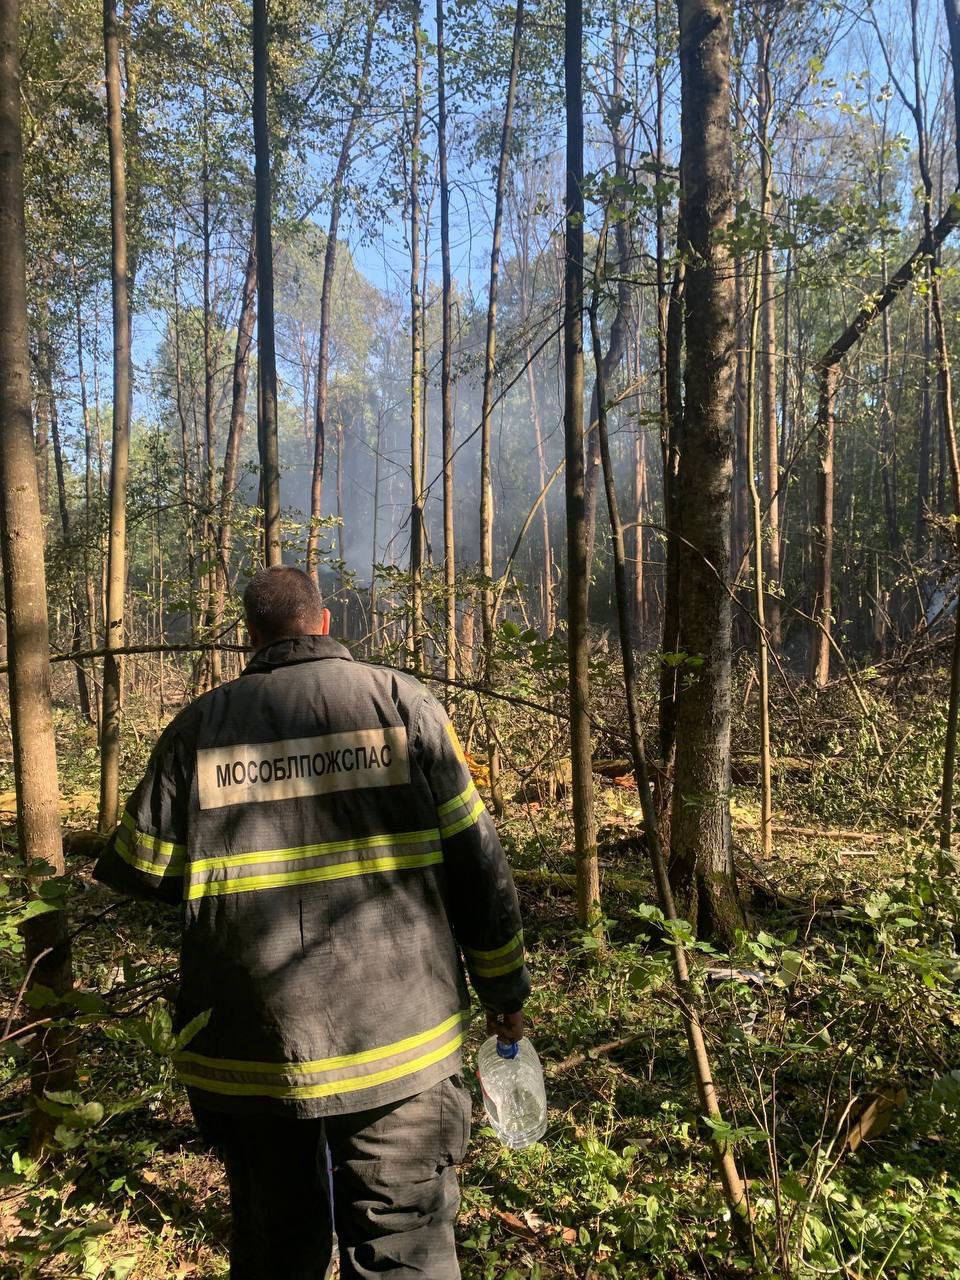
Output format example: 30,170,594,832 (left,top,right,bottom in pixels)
2,663,960,1277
